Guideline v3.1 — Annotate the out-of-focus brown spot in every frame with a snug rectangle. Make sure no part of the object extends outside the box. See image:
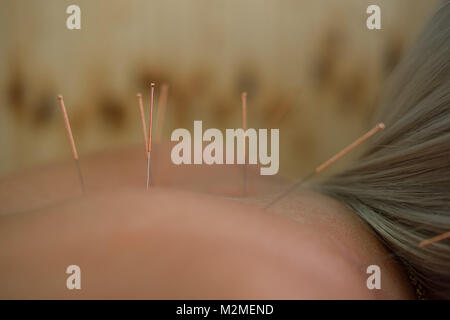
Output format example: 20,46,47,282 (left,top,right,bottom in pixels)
7,72,26,114
170,86,195,128
32,92,55,127
136,67,170,88
384,35,404,75
70,104,87,133
98,97,126,130
312,28,346,88
235,66,260,97
211,96,234,124
337,70,368,111
189,69,212,92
